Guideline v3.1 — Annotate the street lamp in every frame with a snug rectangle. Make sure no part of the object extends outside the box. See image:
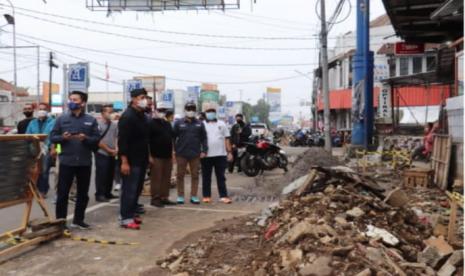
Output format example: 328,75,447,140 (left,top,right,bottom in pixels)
3,0,16,102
